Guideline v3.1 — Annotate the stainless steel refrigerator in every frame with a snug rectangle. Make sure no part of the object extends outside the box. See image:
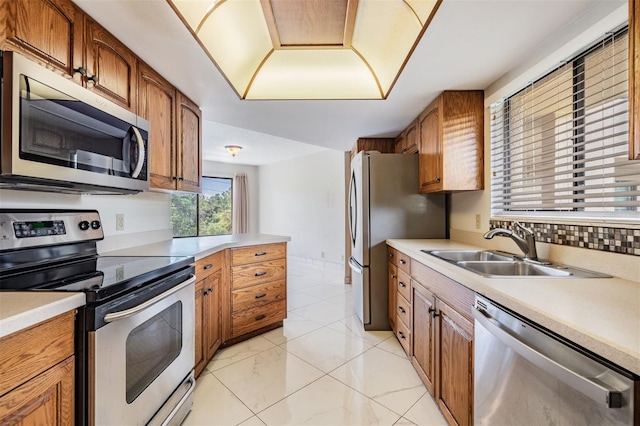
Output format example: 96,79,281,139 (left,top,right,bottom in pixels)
348,151,446,330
